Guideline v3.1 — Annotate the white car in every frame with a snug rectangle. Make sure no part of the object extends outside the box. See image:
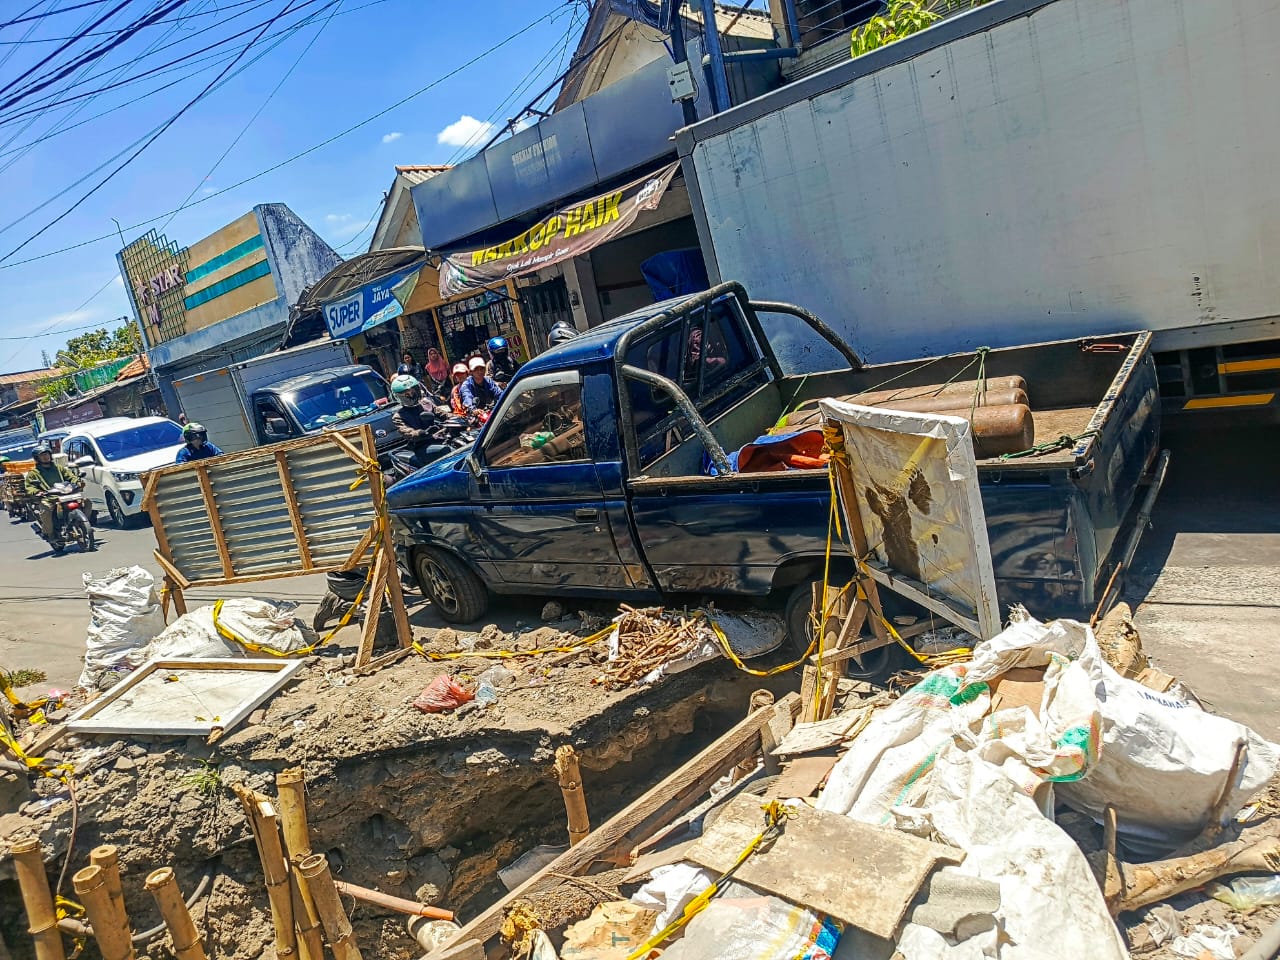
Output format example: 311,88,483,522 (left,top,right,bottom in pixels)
62,417,186,528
